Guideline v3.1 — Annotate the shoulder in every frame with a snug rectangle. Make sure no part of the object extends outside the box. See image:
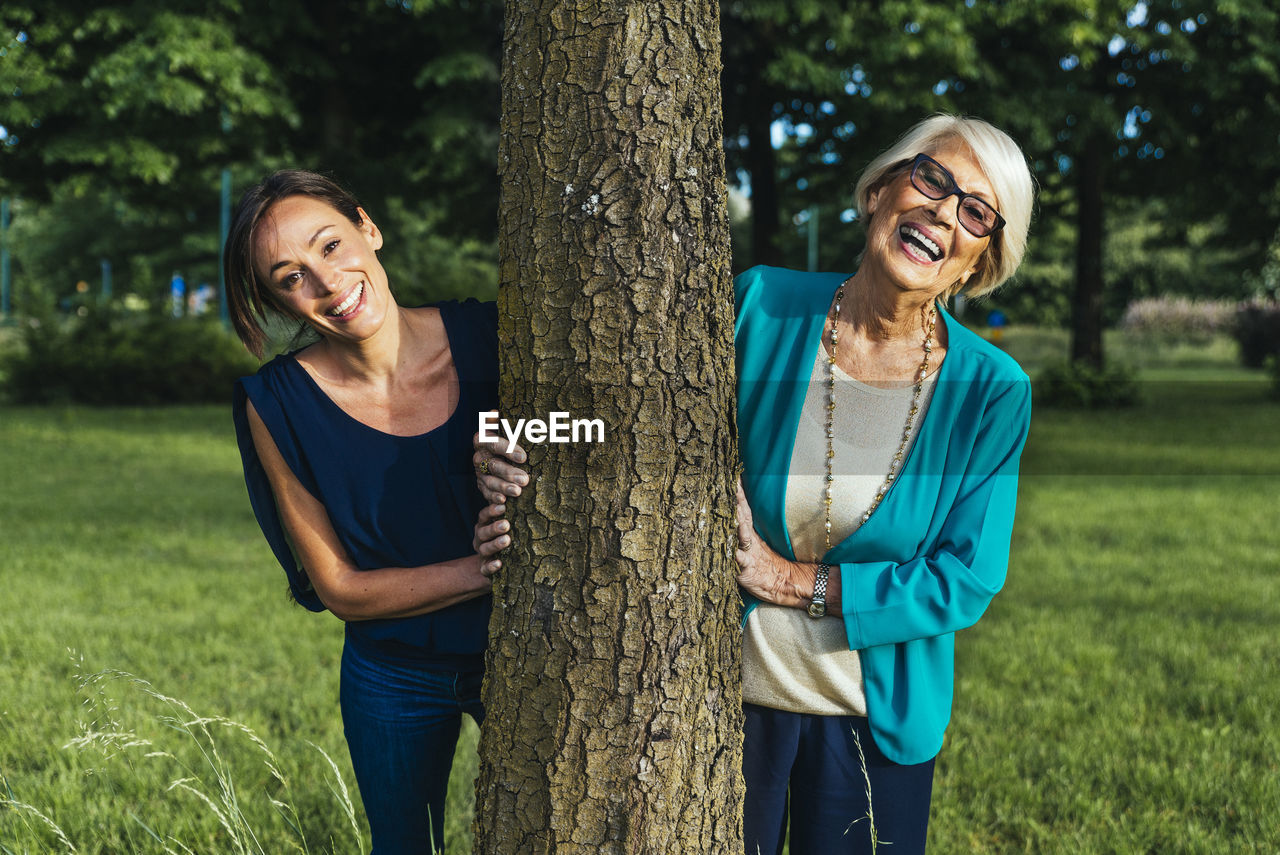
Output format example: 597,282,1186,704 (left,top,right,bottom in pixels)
937,309,1031,438
234,353,296,405
734,266,849,336
941,308,1029,386
427,298,498,383
427,298,497,331
734,265,846,312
